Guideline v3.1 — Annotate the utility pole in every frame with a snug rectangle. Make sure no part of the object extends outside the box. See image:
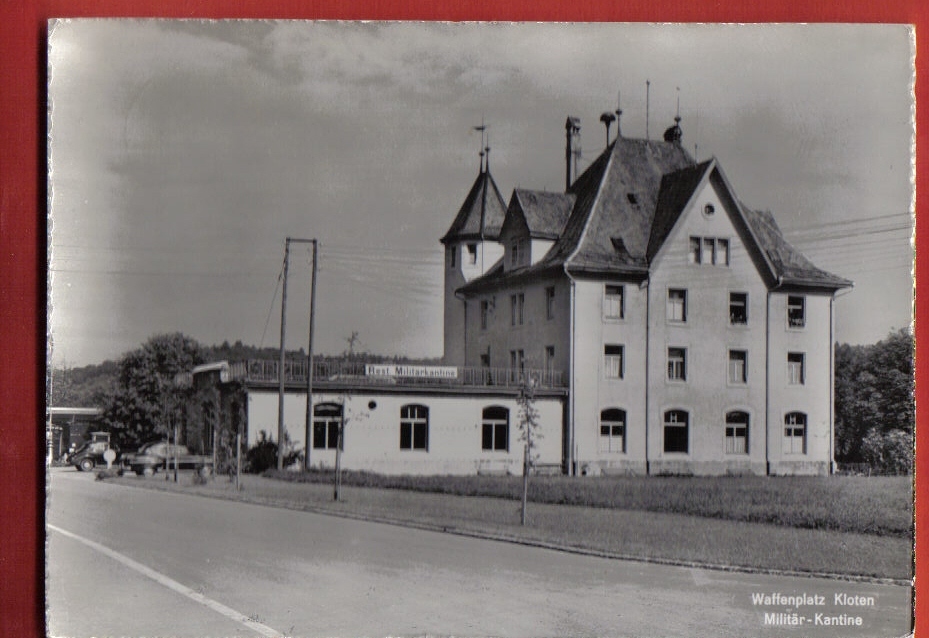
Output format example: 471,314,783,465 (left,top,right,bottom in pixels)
277,239,291,471
304,239,318,470
277,237,317,471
